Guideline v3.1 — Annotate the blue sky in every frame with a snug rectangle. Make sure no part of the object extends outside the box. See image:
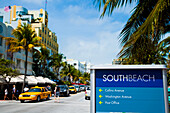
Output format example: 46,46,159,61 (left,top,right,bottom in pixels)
0,0,136,65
